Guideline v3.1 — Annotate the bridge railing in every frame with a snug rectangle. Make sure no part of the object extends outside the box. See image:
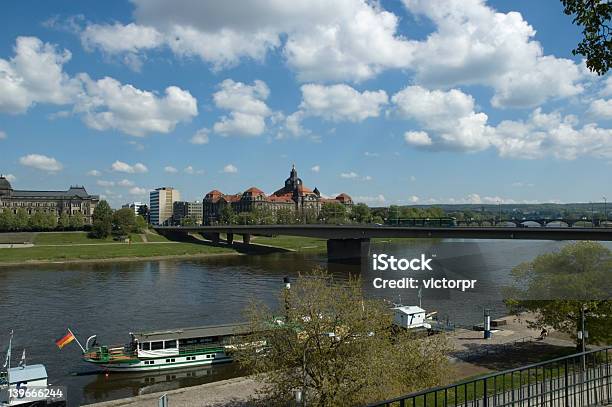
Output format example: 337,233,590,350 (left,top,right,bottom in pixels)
365,347,611,407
